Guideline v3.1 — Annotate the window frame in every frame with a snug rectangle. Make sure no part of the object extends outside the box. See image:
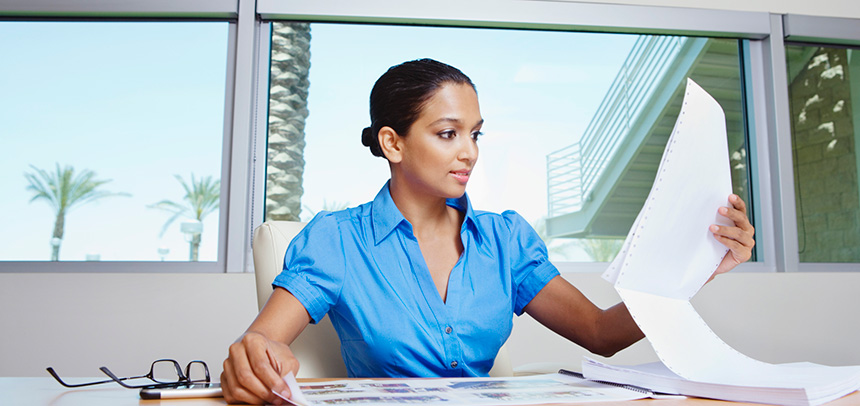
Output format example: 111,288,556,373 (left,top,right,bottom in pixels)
0,0,247,273
253,0,775,274
777,14,860,271
2,0,858,273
